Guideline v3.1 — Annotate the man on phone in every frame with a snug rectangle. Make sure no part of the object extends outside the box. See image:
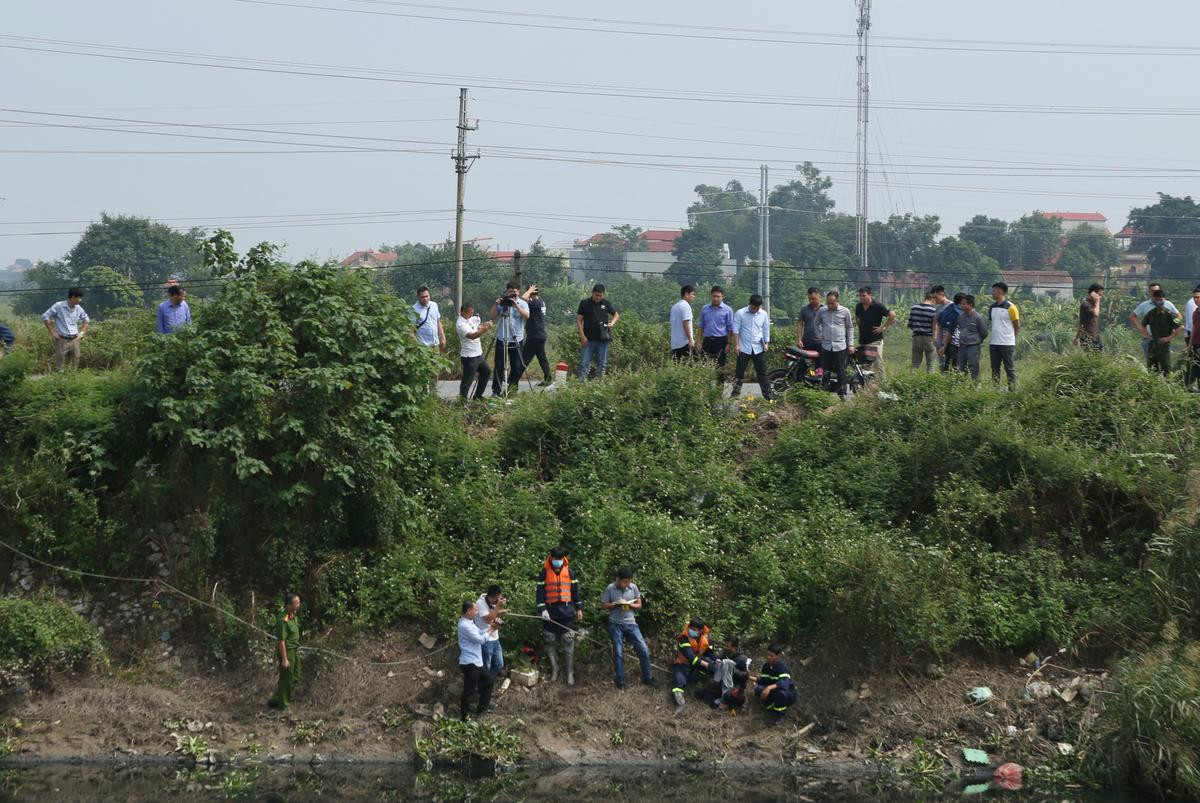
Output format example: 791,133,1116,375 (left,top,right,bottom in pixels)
1074,283,1104,352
